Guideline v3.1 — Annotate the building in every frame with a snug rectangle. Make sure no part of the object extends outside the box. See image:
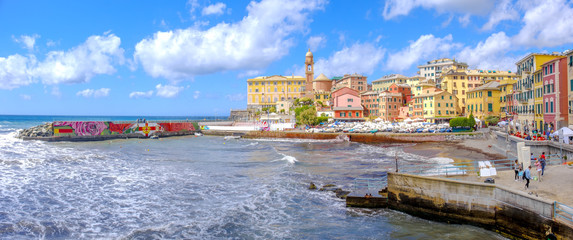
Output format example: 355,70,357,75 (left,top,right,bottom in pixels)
387,83,412,105
406,75,425,87
372,74,408,92
411,87,457,123
542,57,569,131
332,87,364,121
567,51,573,128
417,58,468,86
247,75,306,110
465,81,501,120
513,53,563,132
379,91,403,121
304,49,314,98
312,73,332,109
331,74,368,93
361,91,380,118
411,79,436,97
